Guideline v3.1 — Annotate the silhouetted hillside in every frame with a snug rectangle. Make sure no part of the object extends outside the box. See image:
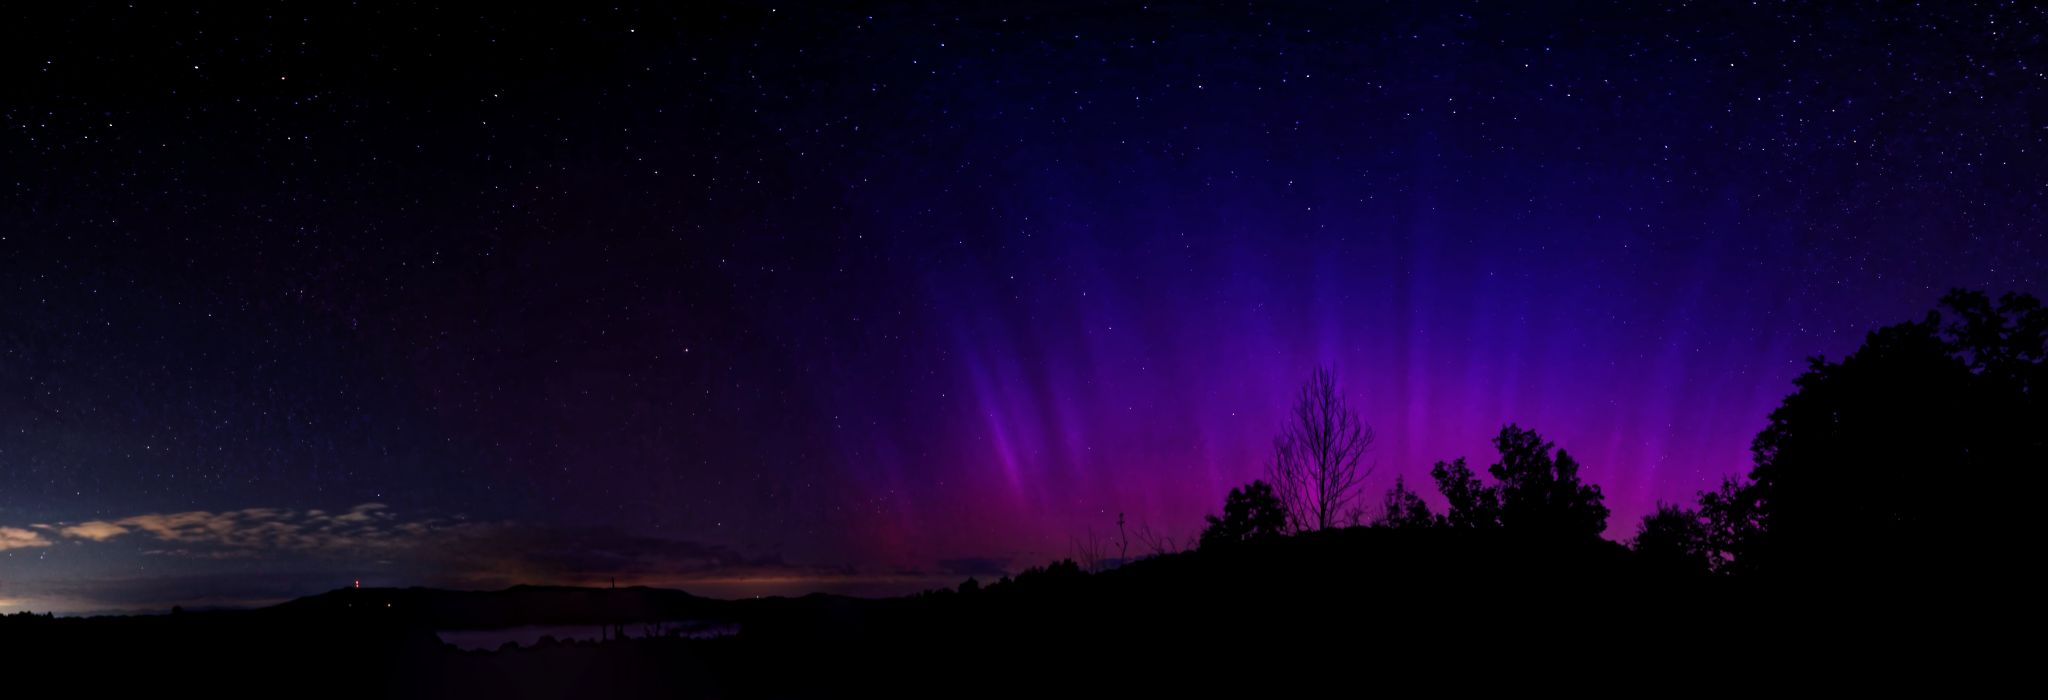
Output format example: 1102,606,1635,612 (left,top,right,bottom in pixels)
270,584,738,629
4,525,2014,697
